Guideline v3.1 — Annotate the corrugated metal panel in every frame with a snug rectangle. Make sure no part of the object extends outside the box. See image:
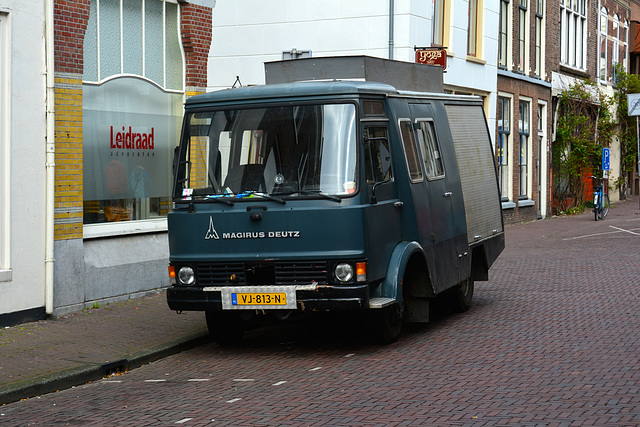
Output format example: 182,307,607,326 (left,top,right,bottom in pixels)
444,104,503,244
